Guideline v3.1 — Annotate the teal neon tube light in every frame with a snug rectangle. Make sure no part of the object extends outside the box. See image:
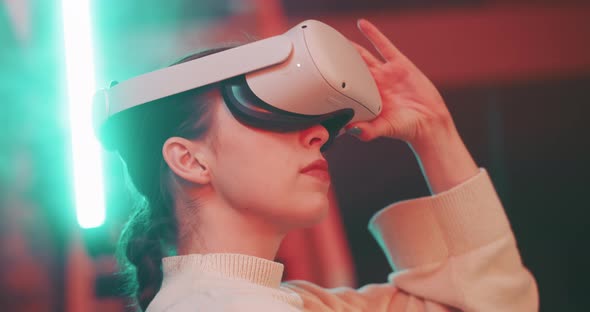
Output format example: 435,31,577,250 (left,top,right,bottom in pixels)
61,0,105,228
